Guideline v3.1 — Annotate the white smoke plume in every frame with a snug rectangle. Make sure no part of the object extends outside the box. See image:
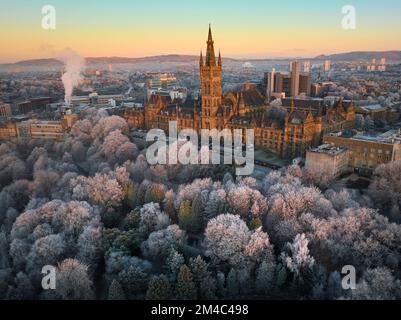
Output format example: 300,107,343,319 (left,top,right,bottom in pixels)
57,48,85,104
